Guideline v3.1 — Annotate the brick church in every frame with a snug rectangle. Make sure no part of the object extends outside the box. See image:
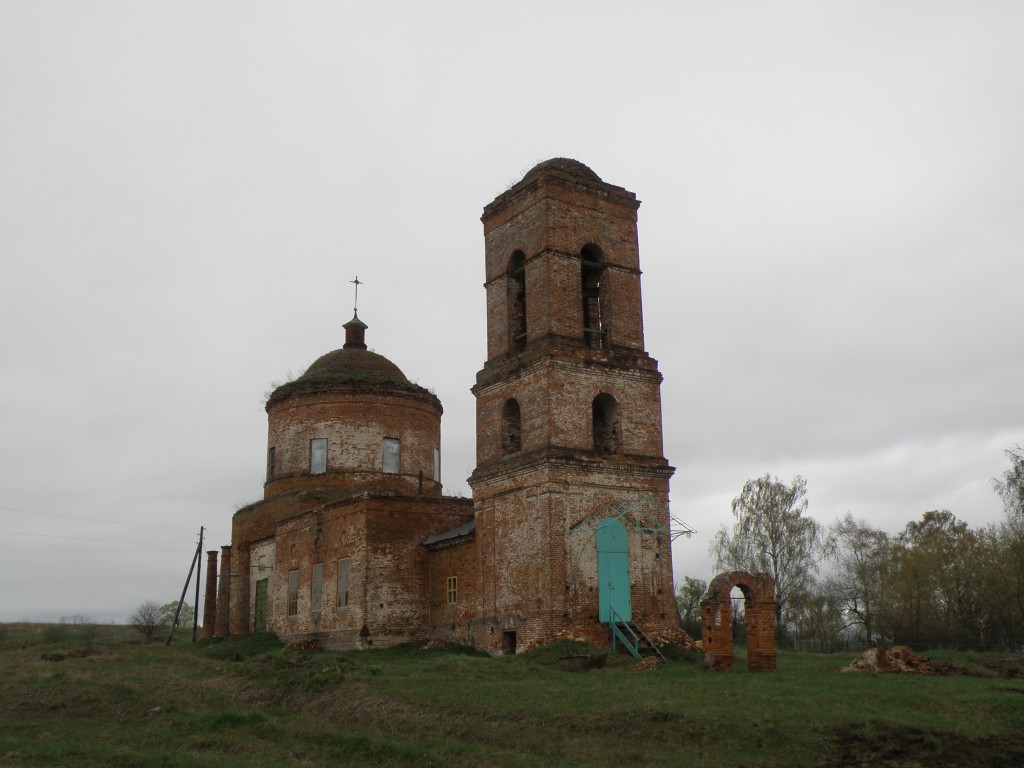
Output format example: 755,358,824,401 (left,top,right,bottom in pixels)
204,158,680,654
